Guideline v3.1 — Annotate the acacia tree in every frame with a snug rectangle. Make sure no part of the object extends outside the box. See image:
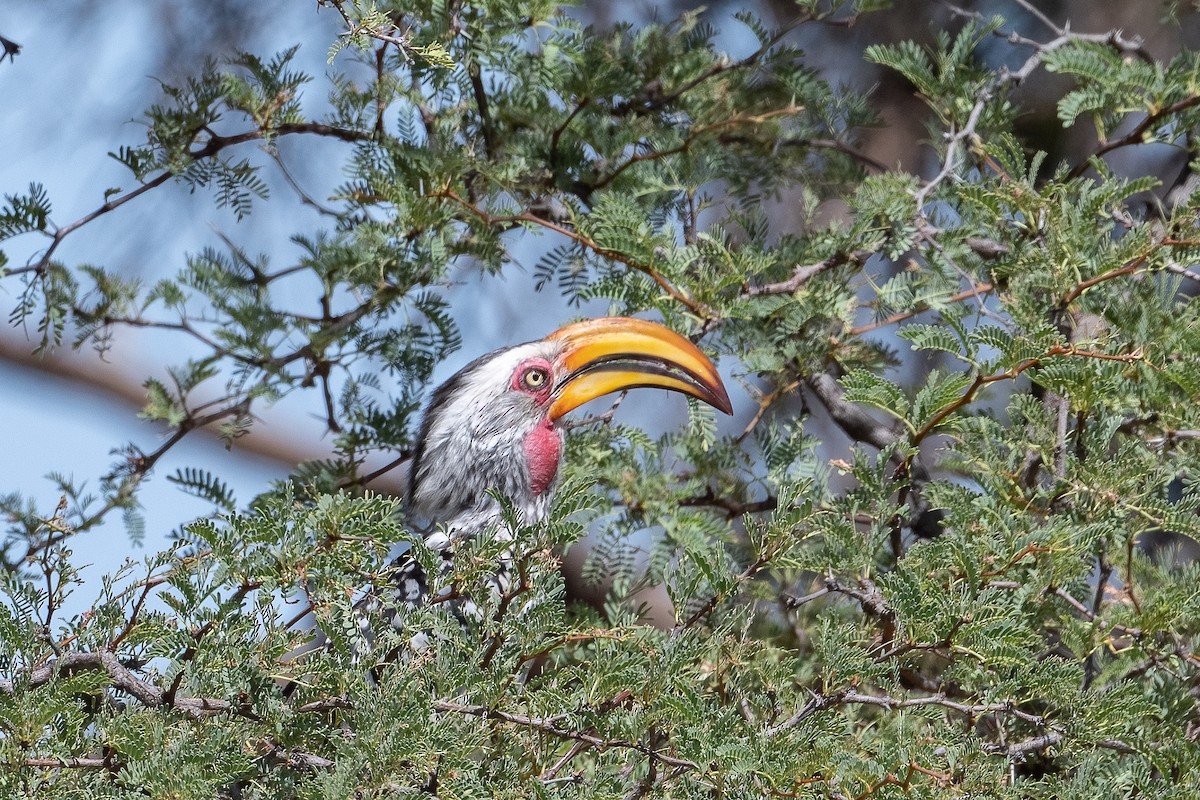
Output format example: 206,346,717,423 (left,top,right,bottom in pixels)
3,1,1200,797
